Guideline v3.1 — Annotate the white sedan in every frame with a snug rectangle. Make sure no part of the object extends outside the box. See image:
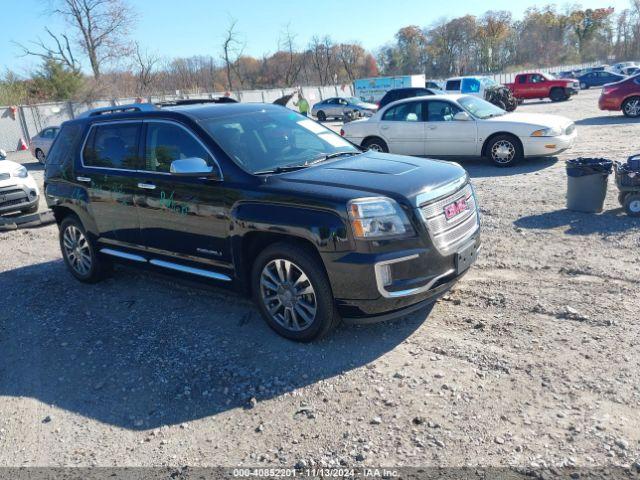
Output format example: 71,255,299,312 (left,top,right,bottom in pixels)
340,94,577,167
